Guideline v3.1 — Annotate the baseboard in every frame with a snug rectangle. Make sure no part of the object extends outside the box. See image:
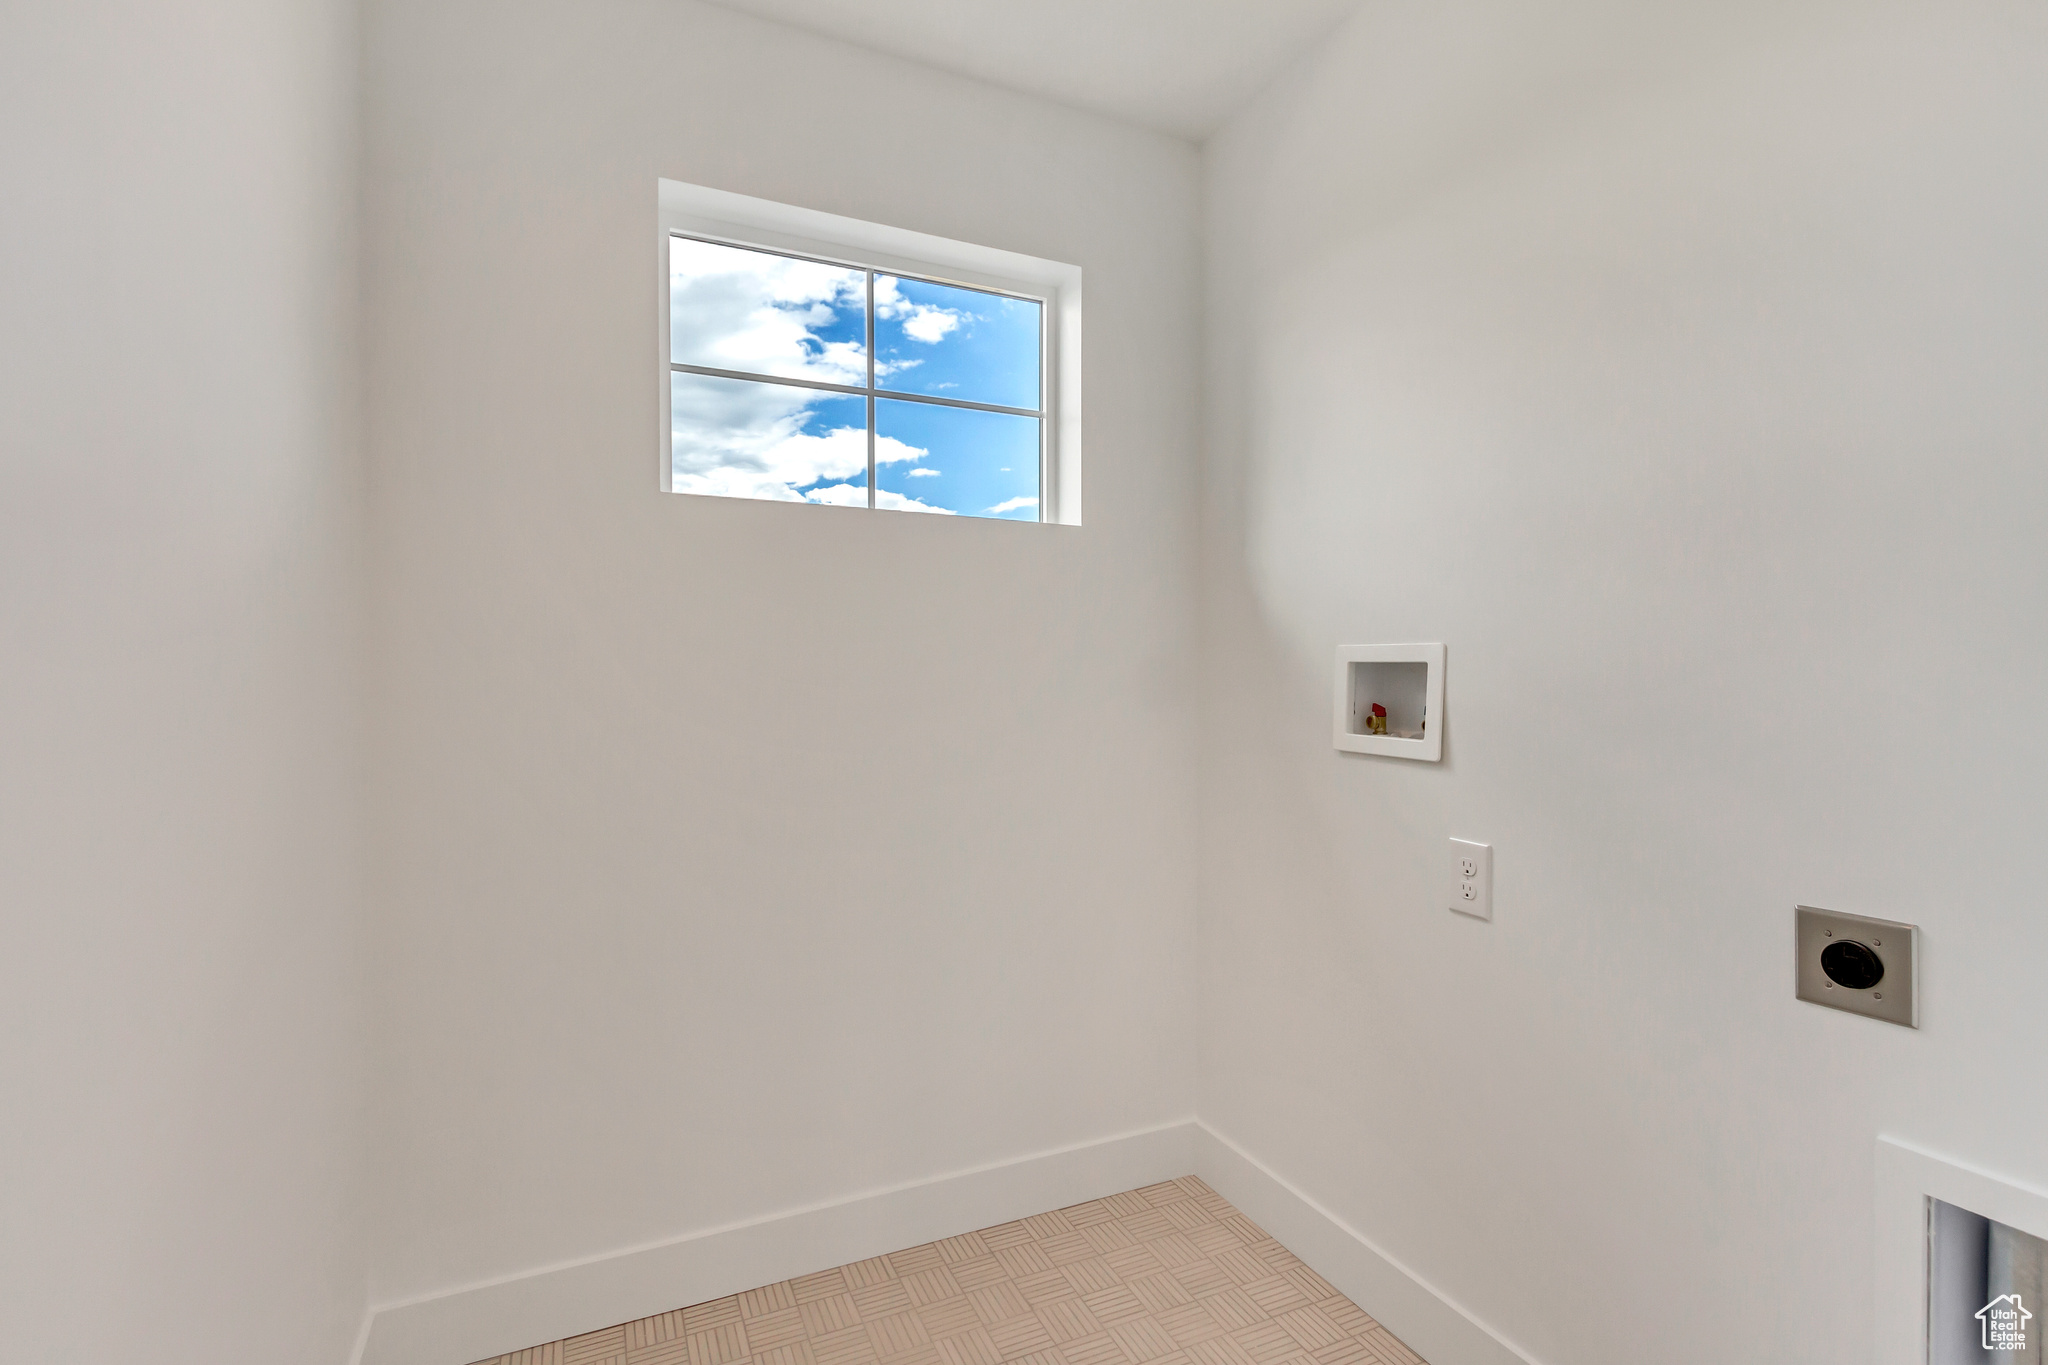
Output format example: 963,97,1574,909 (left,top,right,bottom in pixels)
360,1120,1197,1365
360,1118,1543,1365
1194,1124,1542,1365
